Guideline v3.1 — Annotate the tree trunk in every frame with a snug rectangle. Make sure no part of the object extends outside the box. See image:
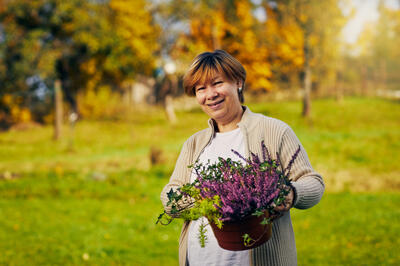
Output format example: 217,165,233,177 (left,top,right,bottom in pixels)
380,60,386,91
302,36,311,118
165,95,177,124
335,72,343,103
212,19,221,50
361,66,367,96
54,80,63,140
